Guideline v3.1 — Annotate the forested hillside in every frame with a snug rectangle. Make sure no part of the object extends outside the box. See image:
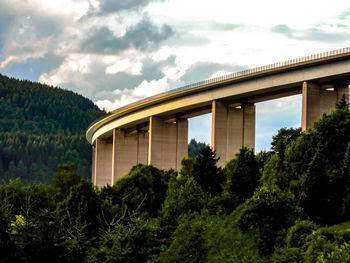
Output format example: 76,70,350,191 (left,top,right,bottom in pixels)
0,73,105,183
